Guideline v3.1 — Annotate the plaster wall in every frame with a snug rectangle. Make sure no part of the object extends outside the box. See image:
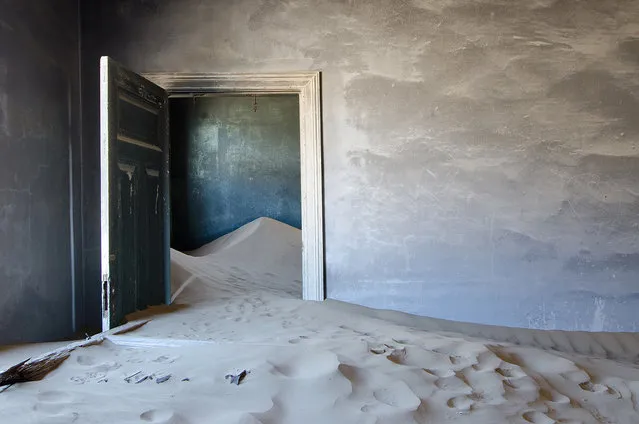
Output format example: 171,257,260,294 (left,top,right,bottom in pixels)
81,0,639,331
0,0,81,343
